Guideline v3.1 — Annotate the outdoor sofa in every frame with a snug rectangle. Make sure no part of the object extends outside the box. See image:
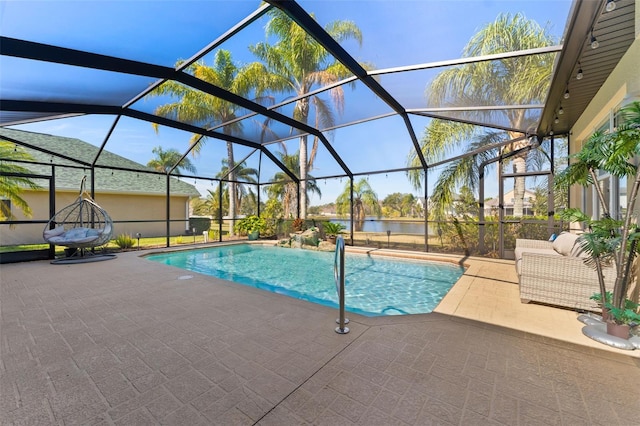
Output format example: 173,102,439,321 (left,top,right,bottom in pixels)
514,232,615,312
